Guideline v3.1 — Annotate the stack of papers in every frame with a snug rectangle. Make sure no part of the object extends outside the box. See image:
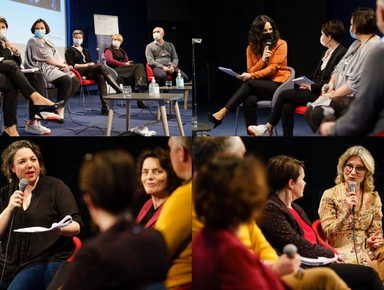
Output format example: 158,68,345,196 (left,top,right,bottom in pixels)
218,67,240,77
292,76,314,86
14,215,73,233
300,256,337,266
